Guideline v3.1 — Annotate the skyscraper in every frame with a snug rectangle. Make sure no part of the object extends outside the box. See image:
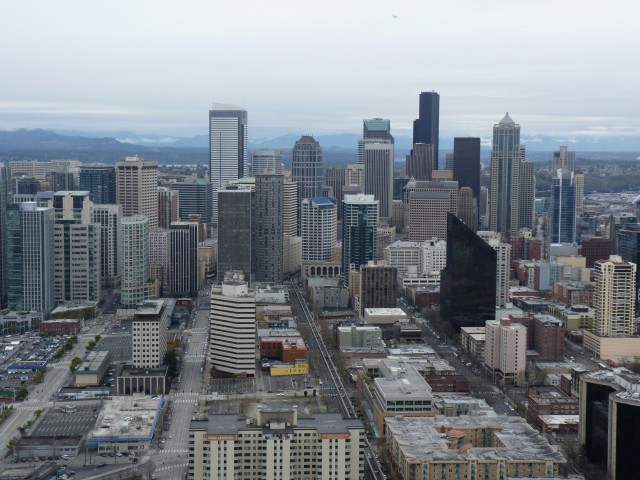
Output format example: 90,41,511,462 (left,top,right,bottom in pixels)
440,214,497,329
169,221,200,297
592,255,636,337
324,167,345,206
551,169,577,243
554,145,576,171
250,149,283,176
358,118,394,164
405,143,435,181
51,191,101,303
121,215,154,307
209,271,256,376
253,174,284,284
292,135,323,204
91,204,122,288
169,176,212,224
209,105,248,225
453,137,481,201
0,163,8,308
413,91,440,169
518,160,535,231
407,181,459,242
79,165,117,204
116,155,159,227
342,194,379,286
283,179,298,238
489,113,522,235
6,203,55,314
301,197,337,262
217,187,252,279
363,142,394,219
157,187,179,229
